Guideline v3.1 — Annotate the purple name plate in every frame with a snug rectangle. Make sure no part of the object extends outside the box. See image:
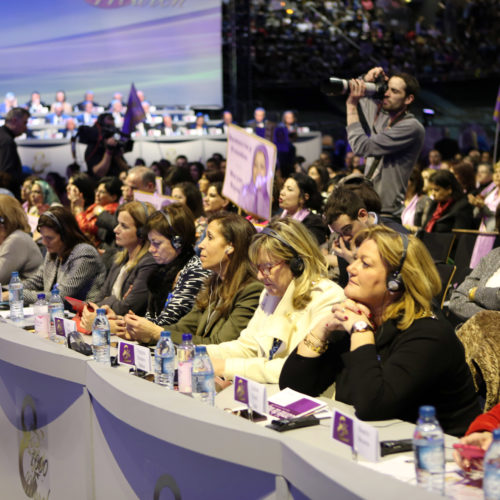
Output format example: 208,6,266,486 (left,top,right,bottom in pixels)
332,411,354,448
234,376,249,405
118,342,135,366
